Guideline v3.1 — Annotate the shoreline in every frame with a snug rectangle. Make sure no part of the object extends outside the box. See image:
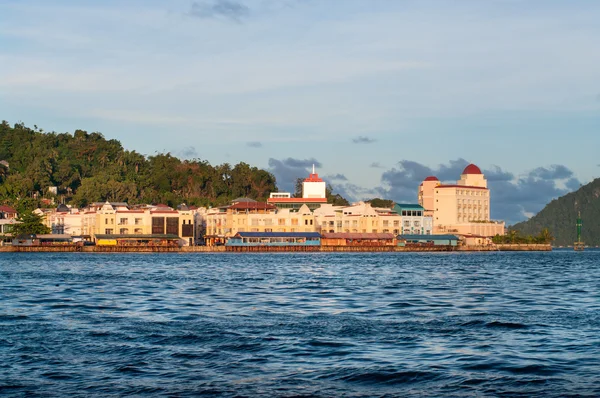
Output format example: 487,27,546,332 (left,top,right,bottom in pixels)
0,244,552,253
